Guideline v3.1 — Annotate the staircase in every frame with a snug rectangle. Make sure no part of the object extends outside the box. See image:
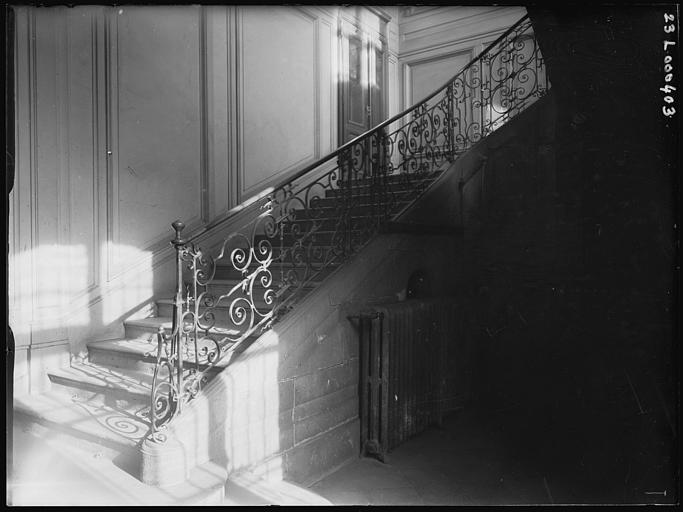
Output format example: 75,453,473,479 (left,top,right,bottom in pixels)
13,170,445,502
13,13,549,504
